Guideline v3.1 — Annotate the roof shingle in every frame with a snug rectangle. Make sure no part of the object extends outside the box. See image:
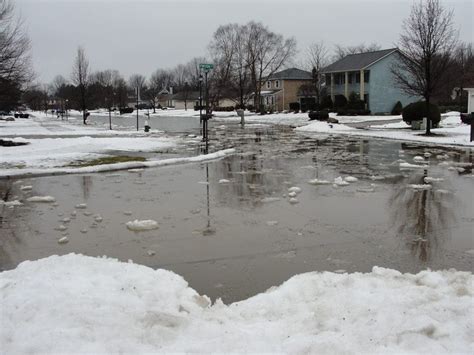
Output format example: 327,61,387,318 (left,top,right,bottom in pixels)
268,68,312,80
322,48,398,73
